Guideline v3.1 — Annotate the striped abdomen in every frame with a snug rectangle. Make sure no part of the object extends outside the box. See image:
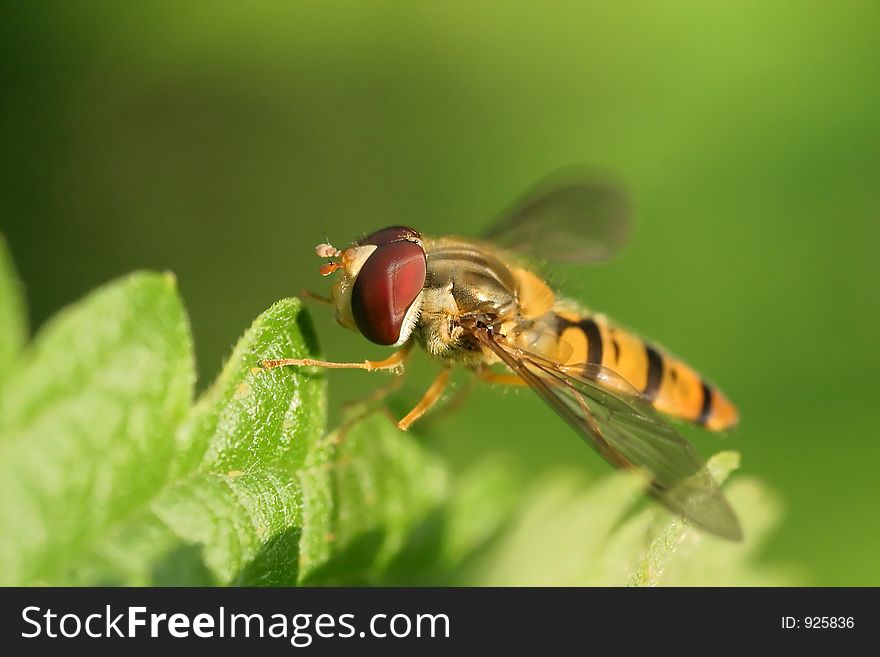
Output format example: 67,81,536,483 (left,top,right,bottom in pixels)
554,312,738,431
